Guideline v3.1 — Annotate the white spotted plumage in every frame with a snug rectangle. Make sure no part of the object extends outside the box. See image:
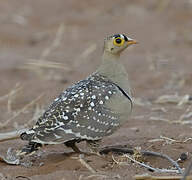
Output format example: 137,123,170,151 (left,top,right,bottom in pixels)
22,73,131,144
21,34,135,152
